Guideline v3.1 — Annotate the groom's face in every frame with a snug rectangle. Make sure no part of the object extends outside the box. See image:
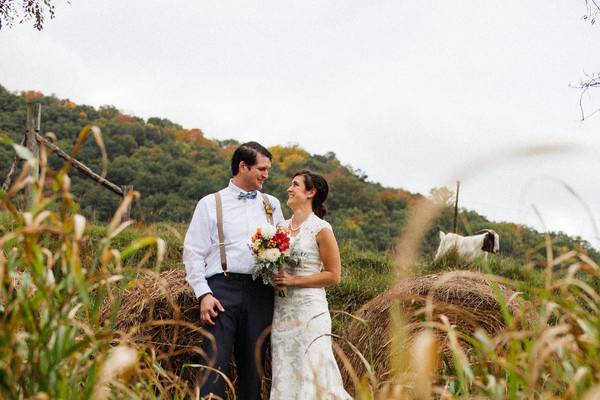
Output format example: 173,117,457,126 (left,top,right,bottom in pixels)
239,153,271,191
